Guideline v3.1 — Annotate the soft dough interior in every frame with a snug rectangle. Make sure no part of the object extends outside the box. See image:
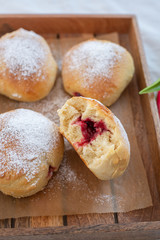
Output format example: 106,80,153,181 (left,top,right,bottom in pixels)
58,98,122,172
